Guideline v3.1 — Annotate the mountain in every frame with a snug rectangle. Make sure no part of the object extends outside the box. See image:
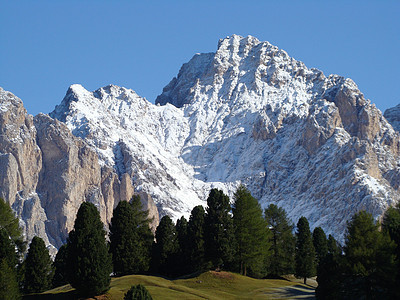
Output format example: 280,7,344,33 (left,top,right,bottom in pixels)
384,104,400,132
1,35,399,250
0,88,158,253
